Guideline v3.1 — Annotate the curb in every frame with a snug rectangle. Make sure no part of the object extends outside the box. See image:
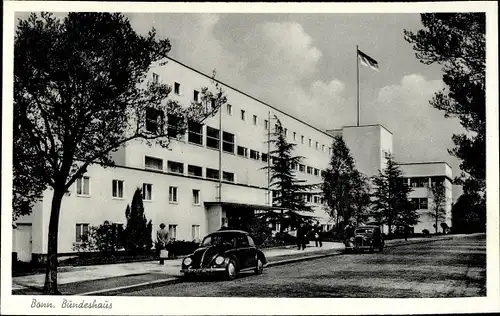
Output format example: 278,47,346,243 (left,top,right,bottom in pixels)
76,235,464,296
